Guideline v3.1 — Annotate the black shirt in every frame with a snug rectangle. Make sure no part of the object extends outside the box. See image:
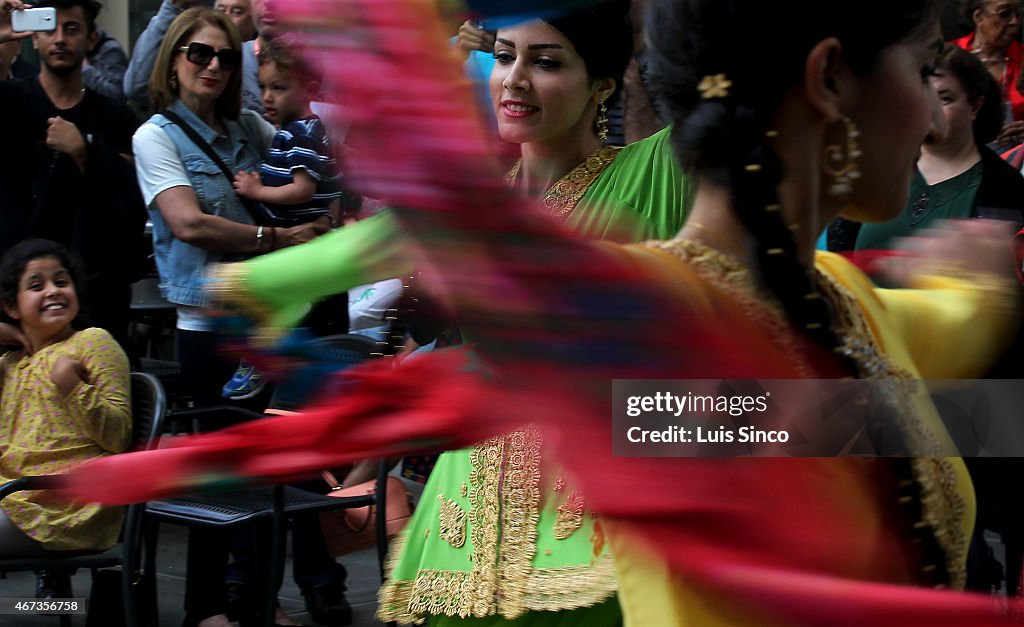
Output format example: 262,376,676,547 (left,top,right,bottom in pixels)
0,76,142,279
